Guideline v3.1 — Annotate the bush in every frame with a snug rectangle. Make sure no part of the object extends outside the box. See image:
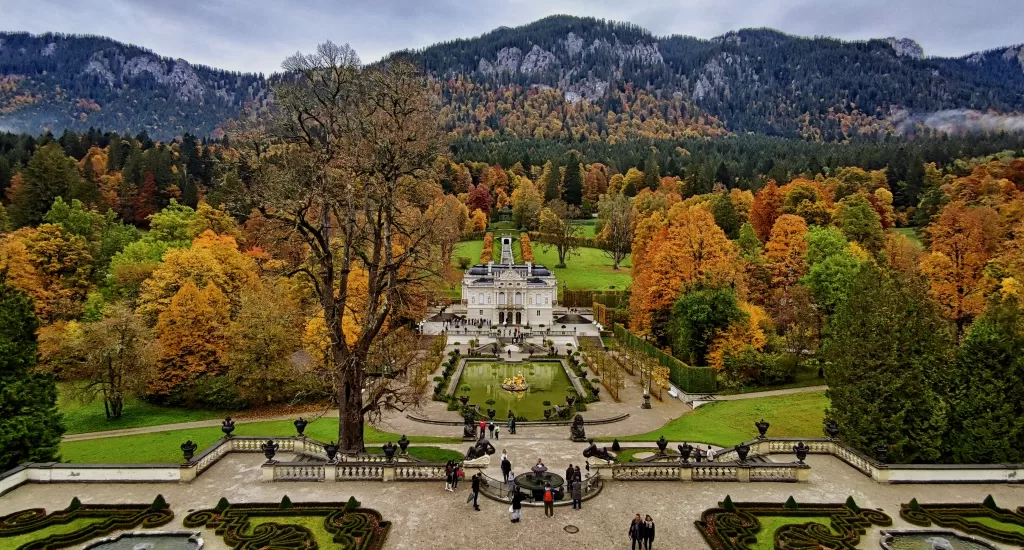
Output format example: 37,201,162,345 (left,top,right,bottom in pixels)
485,399,496,405
542,400,552,406
457,256,472,270
180,376,250,410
